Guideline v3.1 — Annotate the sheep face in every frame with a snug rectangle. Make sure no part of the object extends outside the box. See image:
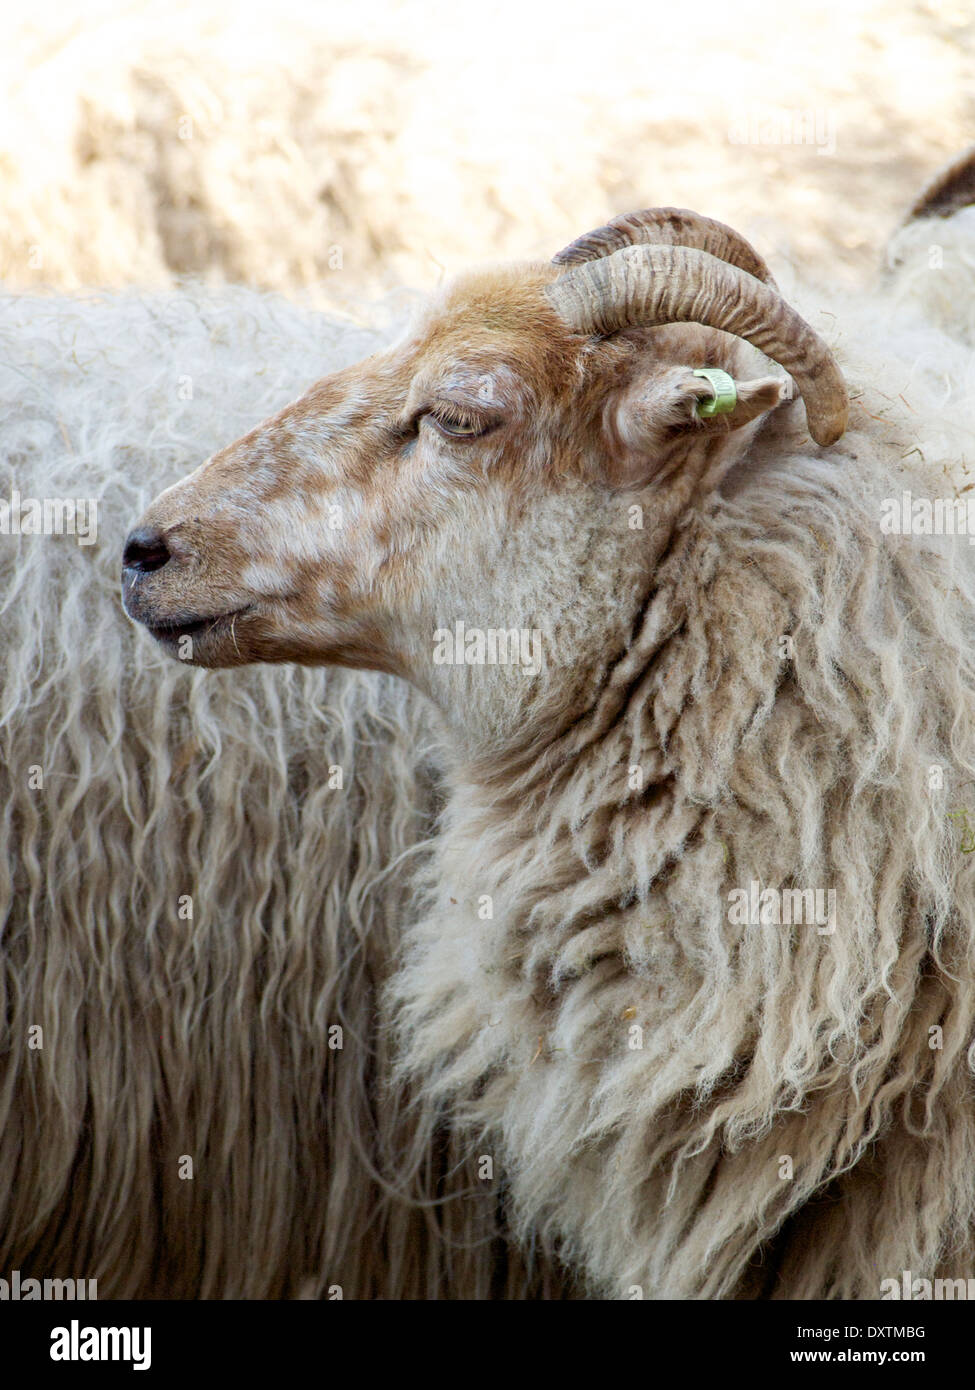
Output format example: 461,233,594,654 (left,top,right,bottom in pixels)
123,266,569,675
122,259,791,715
